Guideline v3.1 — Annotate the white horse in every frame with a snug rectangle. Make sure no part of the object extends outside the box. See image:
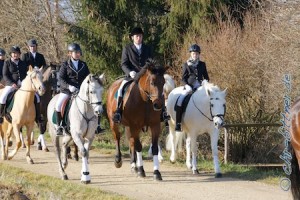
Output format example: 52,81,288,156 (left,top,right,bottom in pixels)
47,74,105,183
148,74,176,162
166,80,226,177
